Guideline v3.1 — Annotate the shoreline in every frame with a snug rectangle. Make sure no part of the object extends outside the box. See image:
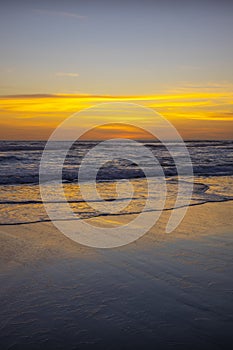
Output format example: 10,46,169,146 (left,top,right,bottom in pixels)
0,200,232,269
0,196,232,227
0,200,232,349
